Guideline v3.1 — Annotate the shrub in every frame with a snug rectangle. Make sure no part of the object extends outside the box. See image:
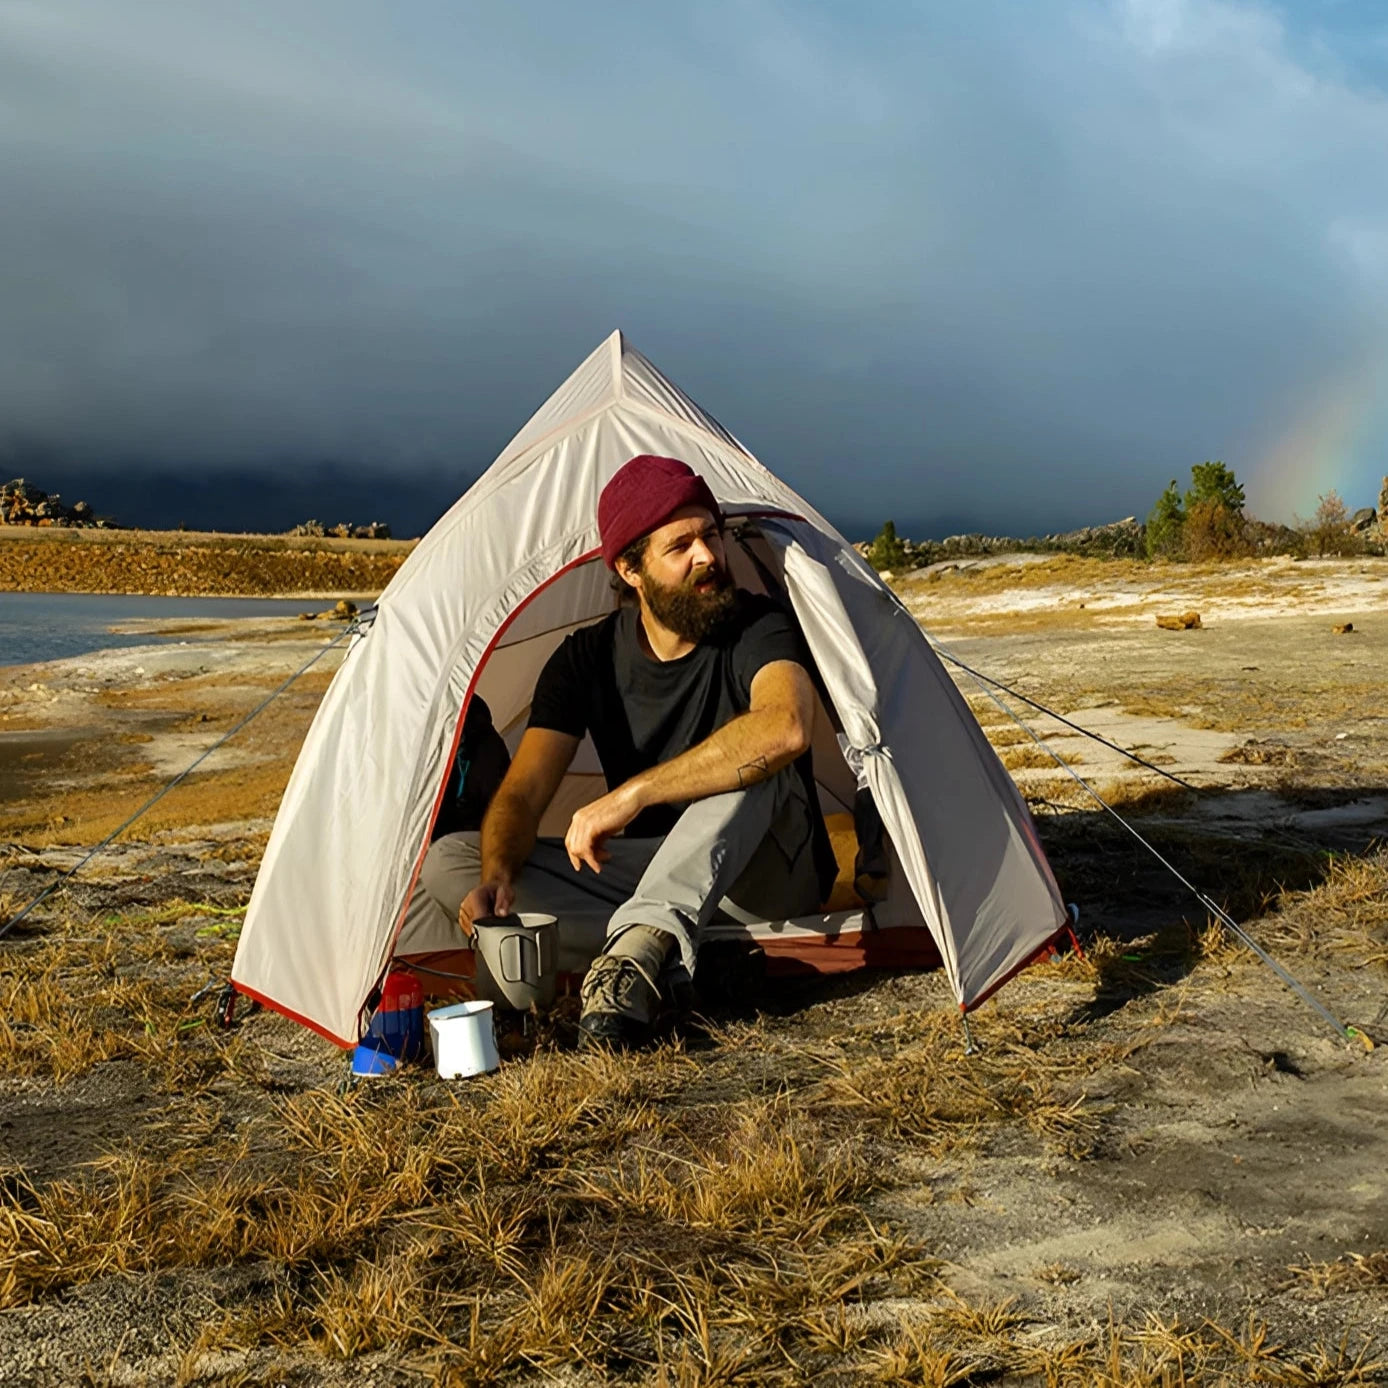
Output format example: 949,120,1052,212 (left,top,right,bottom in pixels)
1300,489,1360,557
1184,498,1251,560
